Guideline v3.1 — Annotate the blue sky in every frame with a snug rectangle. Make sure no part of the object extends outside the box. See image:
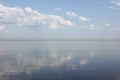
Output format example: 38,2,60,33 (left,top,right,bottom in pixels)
0,0,120,40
